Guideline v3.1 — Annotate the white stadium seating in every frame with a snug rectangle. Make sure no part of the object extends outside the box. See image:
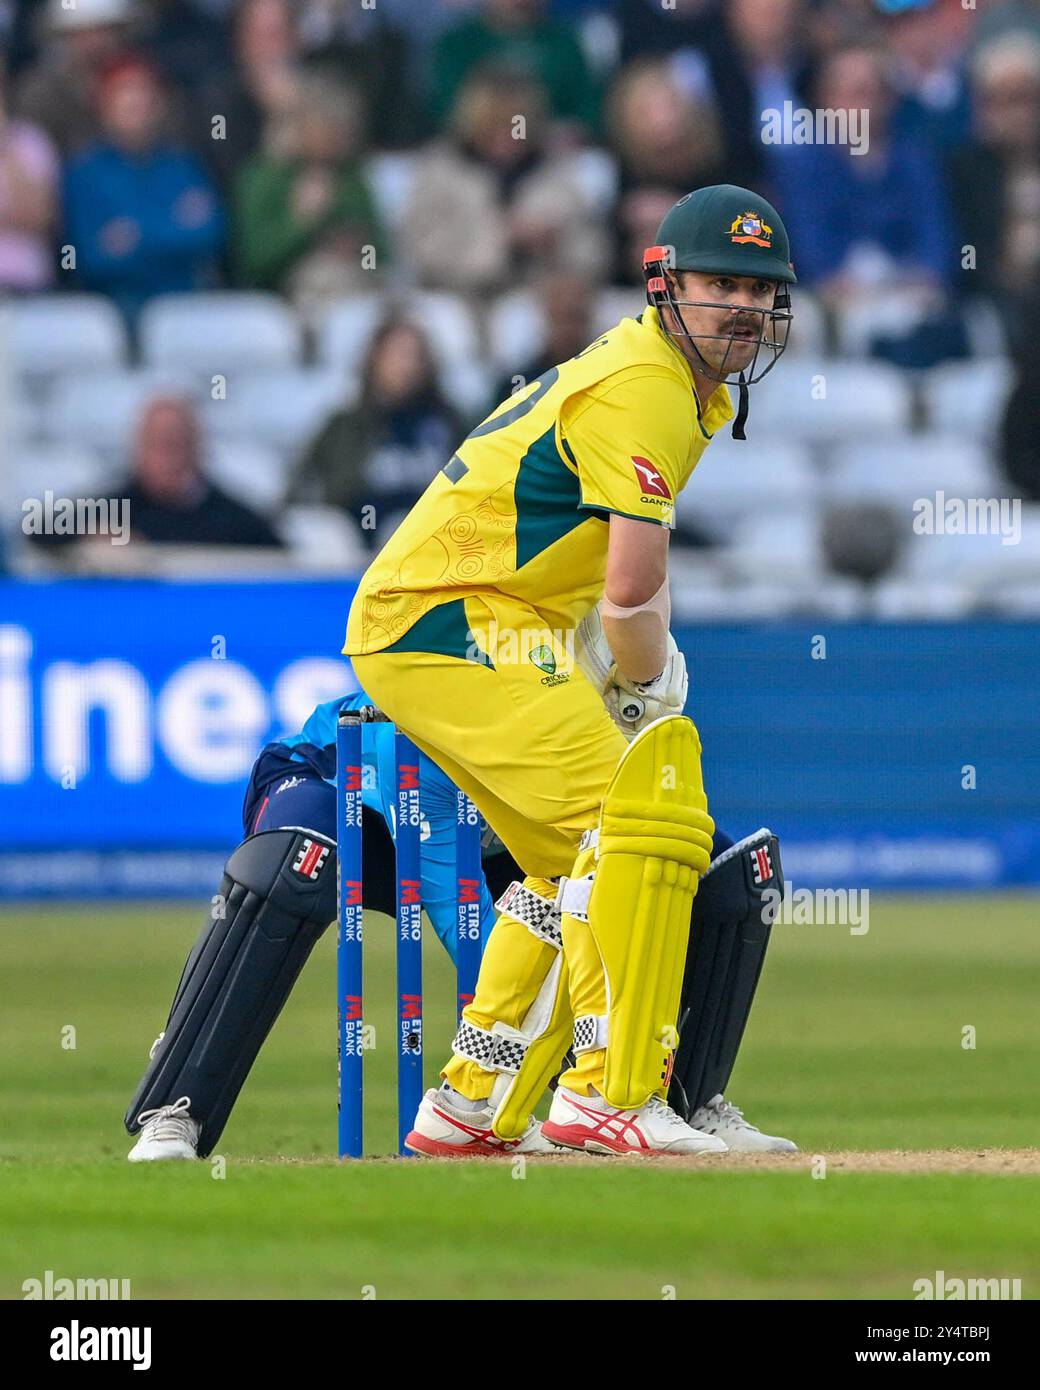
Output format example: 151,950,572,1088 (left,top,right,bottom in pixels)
823,435,995,506
921,359,1013,436
7,294,129,382
683,438,816,527
8,442,110,511
139,292,303,375
207,438,291,514
279,505,371,571
43,369,201,456
202,368,346,457
747,361,913,441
